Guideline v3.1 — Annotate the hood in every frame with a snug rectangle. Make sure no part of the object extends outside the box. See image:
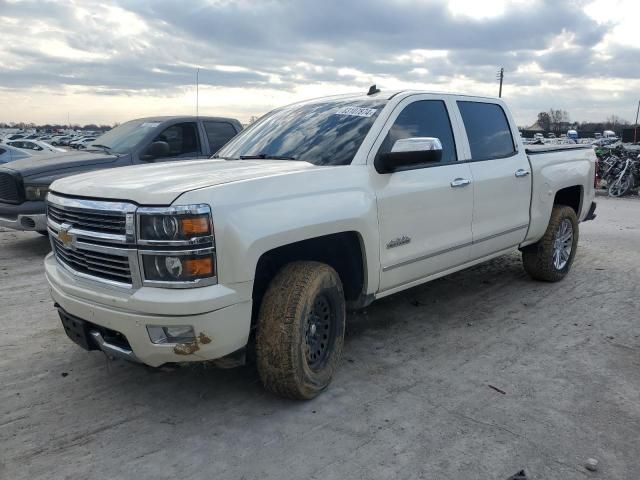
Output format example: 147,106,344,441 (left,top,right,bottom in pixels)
50,158,316,205
4,150,119,178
